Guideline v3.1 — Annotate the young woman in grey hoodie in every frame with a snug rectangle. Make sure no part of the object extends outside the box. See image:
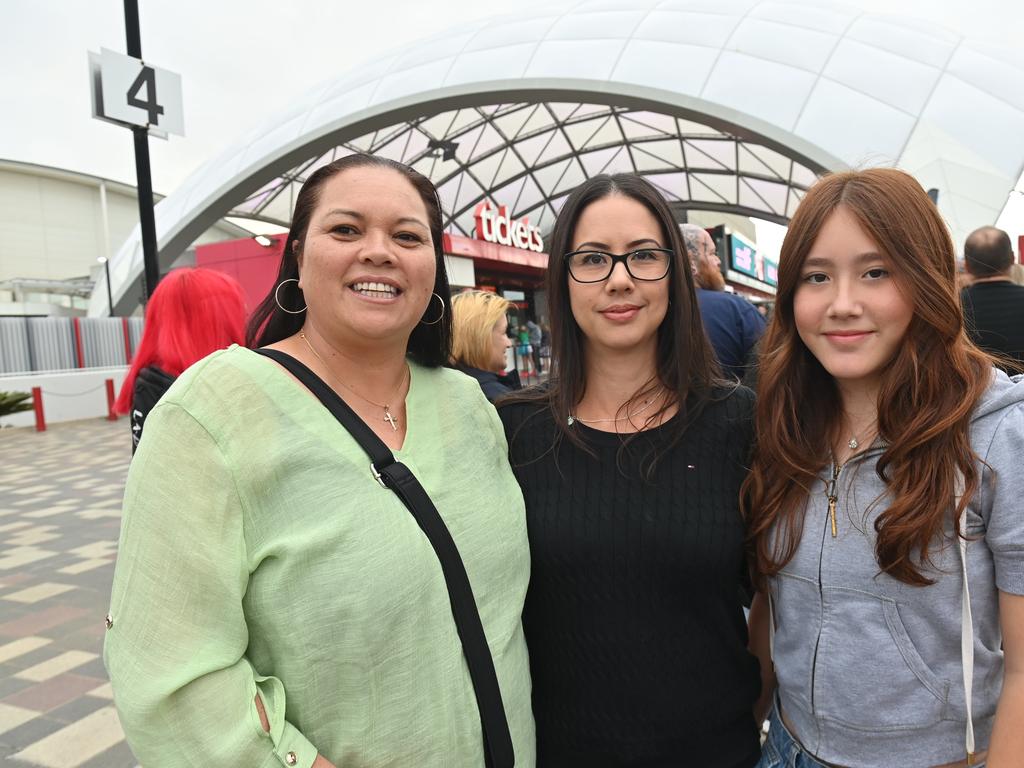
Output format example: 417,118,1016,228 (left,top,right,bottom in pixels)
743,169,1024,768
